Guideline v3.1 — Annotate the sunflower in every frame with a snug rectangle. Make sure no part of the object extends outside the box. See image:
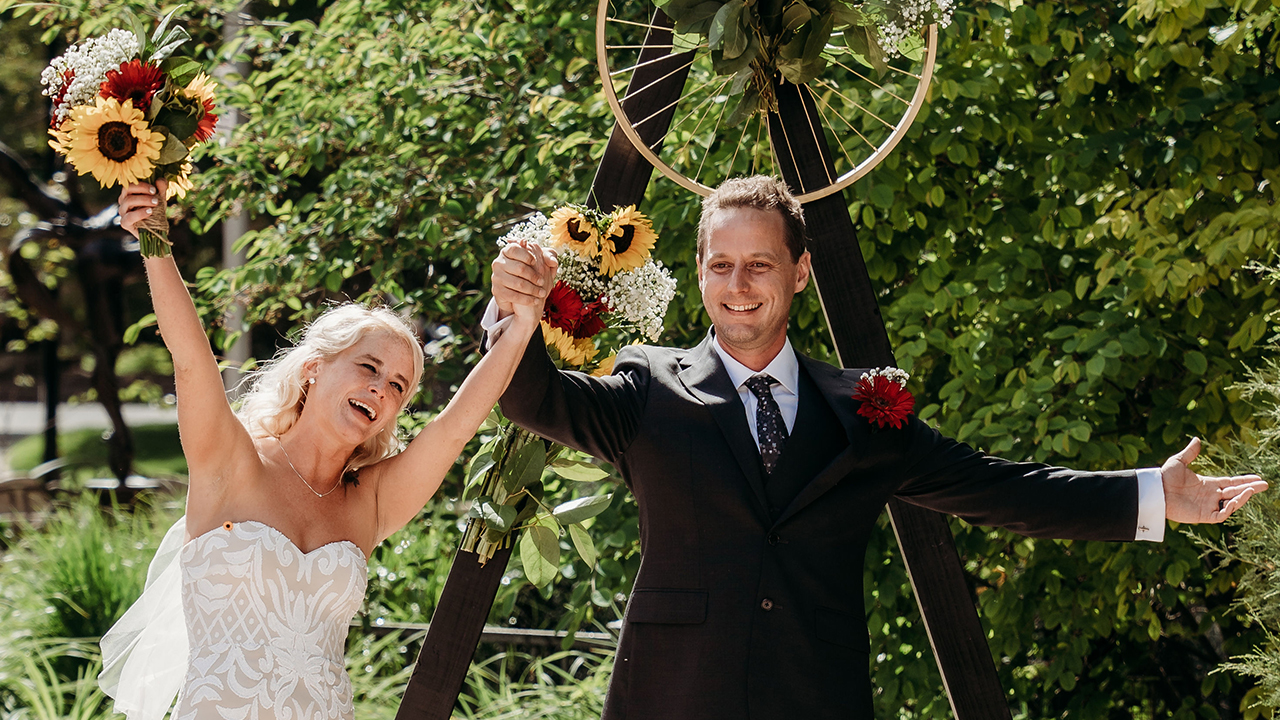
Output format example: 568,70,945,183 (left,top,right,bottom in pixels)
542,322,598,367
100,59,165,111
549,207,599,258
182,73,219,143
590,354,617,378
166,161,195,200
599,205,657,276
59,97,164,188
